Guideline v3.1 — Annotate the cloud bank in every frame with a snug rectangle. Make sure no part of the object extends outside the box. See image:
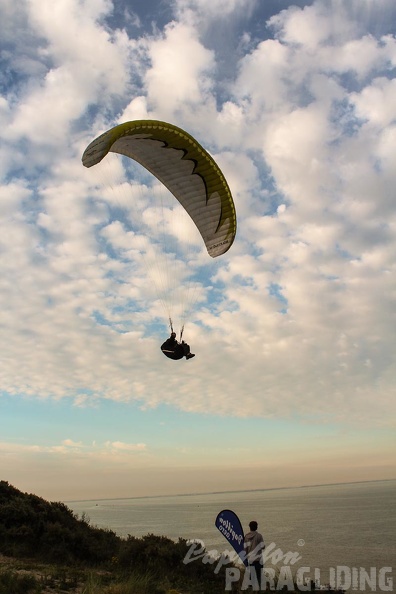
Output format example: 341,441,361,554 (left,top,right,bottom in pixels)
1,0,395,427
